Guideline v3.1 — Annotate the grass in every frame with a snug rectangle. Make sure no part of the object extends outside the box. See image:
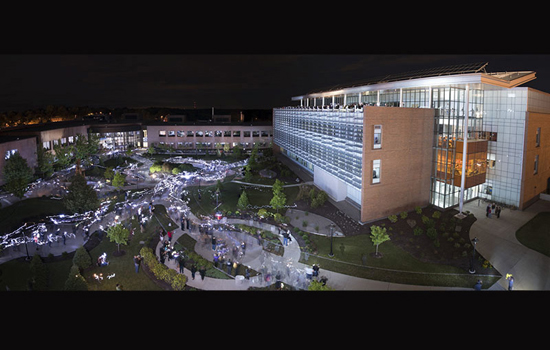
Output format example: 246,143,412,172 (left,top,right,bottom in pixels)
0,197,67,233
301,233,501,289
0,204,177,291
516,211,550,257
187,177,299,217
